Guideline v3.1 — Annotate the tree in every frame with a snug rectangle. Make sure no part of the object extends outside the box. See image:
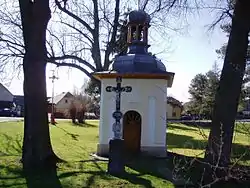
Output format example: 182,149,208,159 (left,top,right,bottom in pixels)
205,0,250,169
203,62,221,118
80,79,100,118
46,0,194,80
0,0,190,83
187,62,221,118
73,90,90,124
188,73,208,115
19,0,59,170
215,3,250,102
